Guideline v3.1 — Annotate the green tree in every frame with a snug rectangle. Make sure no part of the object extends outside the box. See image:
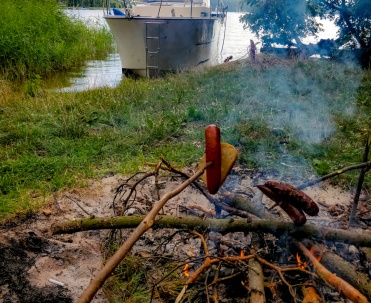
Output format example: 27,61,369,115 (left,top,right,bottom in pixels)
240,0,371,67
